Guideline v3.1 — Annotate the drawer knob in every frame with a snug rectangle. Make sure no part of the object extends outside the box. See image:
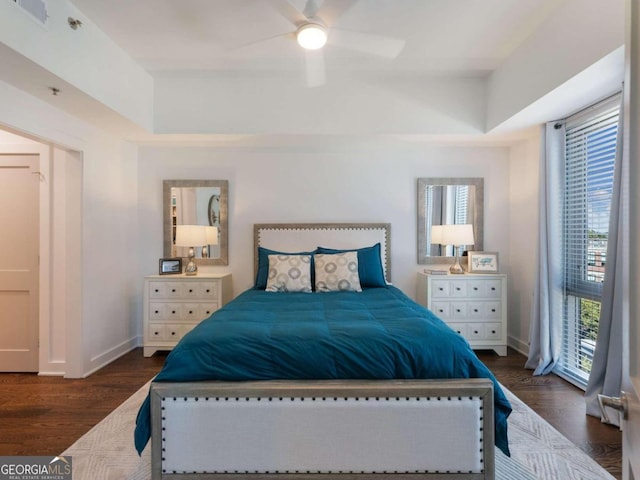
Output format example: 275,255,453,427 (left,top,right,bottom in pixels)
172,310,176,314
154,289,159,293
474,330,479,334
438,287,443,291
154,331,159,336
206,289,211,293
171,331,176,336
491,309,496,312
491,330,496,334
473,287,478,291
154,310,159,314
491,287,496,291
439,309,444,313
189,289,193,293
205,310,211,315
474,309,478,312
189,310,193,314
456,309,461,313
